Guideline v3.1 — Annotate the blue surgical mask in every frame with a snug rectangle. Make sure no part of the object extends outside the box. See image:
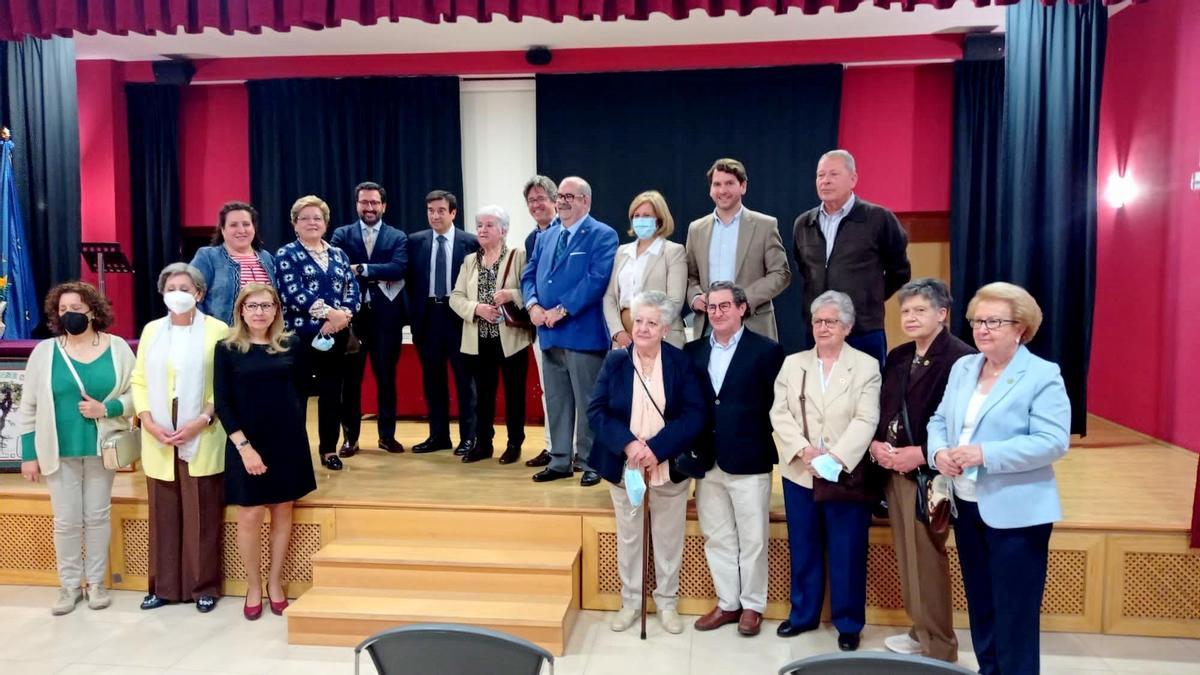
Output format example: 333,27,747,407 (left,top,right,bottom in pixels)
631,217,658,240
311,333,335,352
623,466,647,508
